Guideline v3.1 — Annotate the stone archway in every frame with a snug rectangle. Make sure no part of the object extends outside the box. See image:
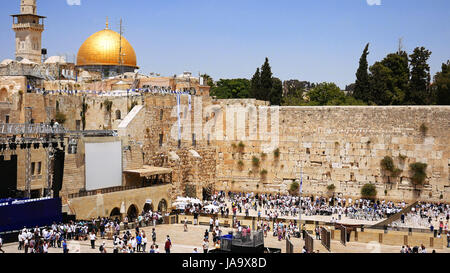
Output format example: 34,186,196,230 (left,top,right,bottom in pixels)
115,110,121,120
157,199,168,213
143,203,154,213
127,204,139,221
0,88,8,102
110,207,121,218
